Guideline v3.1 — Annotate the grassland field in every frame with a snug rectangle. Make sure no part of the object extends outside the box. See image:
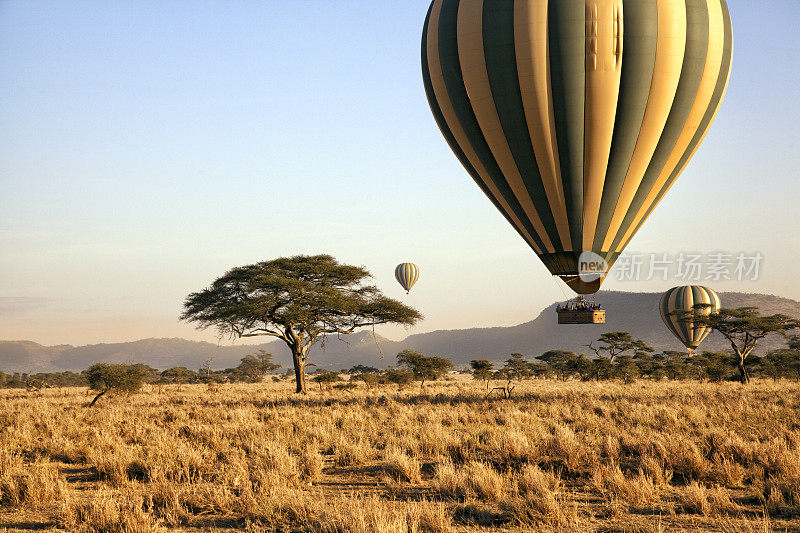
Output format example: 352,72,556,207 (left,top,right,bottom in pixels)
1,376,799,532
